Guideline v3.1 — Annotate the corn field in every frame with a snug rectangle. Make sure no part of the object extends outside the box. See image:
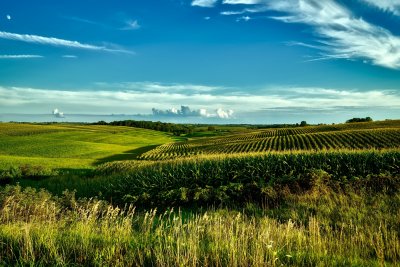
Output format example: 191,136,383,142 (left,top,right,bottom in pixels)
140,127,400,160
